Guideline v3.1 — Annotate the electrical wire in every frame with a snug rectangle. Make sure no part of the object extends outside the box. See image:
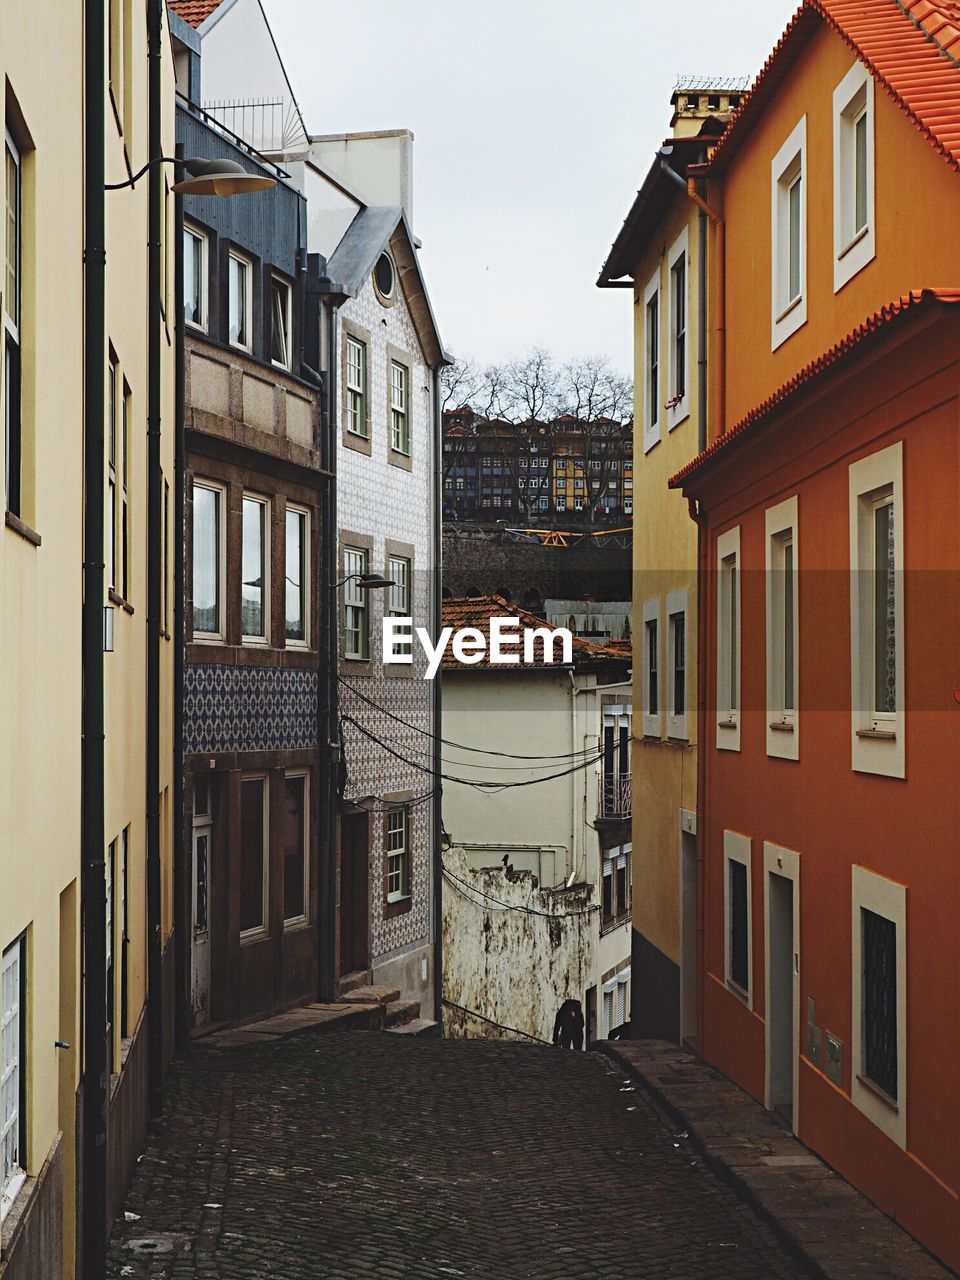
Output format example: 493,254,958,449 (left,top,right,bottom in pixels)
441,999,553,1046
338,674,599,762
342,716,599,773
442,862,597,918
